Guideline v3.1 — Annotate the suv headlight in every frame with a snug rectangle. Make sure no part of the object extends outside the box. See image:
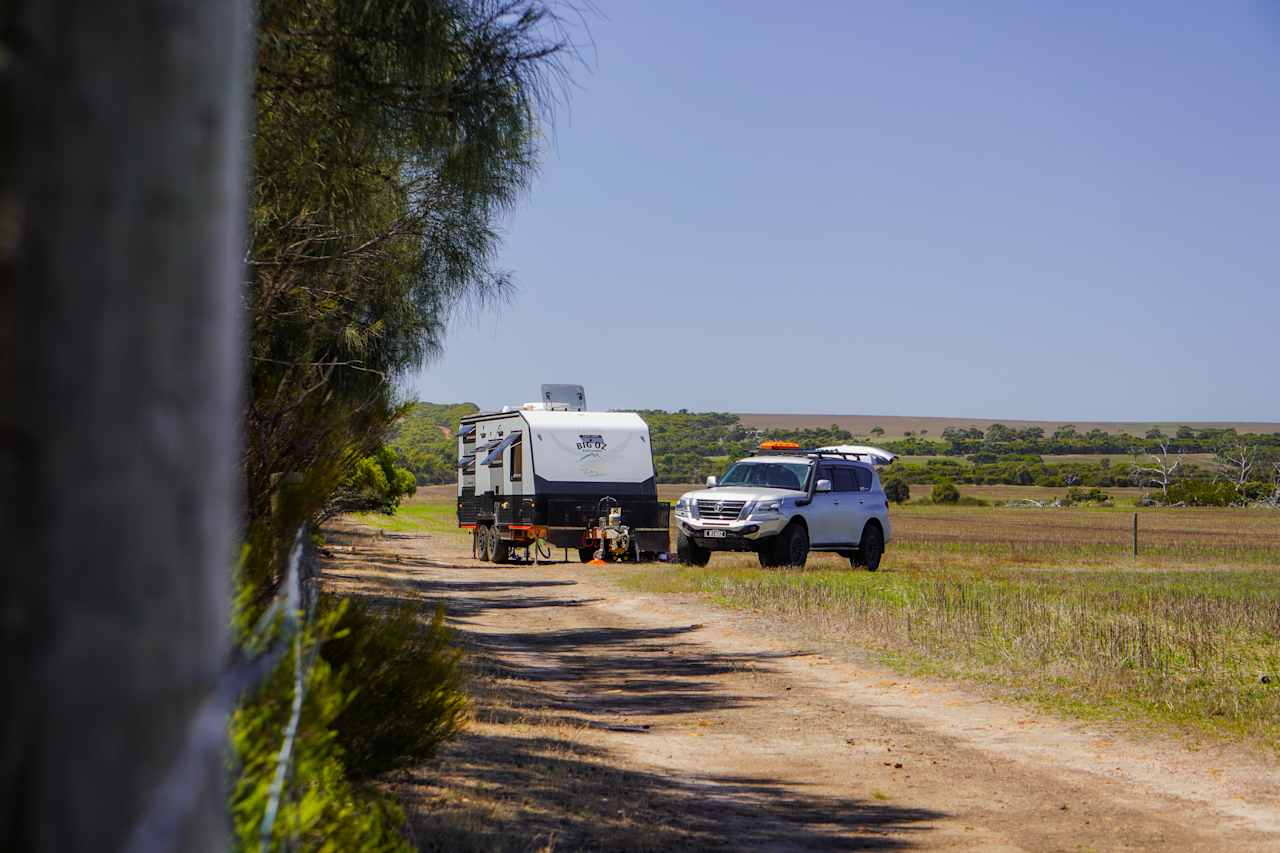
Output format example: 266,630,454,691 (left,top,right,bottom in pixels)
675,496,694,518
751,499,783,518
